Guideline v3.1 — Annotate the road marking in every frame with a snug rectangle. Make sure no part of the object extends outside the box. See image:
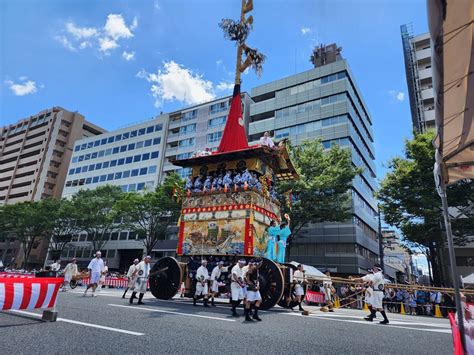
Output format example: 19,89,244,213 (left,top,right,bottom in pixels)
283,313,452,334
10,310,144,336
302,312,451,328
109,303,236,322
